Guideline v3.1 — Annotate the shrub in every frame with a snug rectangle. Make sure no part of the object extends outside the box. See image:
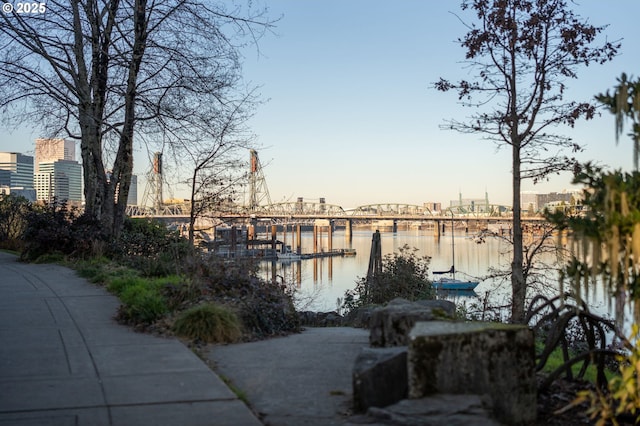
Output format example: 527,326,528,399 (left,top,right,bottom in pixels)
75,258,137,285
108,275,148,295
576,324,640,425
118,281,168,324
0,193,31,251
173,303,242,343
20,201,103,261
110,218,191,277
343,244,434,312
191,255,300,338
163,278,204,310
